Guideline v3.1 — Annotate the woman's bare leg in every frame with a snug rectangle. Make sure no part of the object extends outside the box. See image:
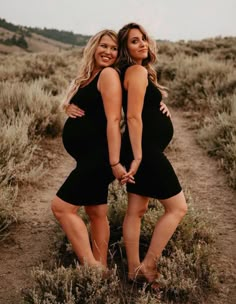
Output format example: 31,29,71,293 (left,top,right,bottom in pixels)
141,191,187,282
51,196,100,266
85,204,109,267
123,193,149,279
